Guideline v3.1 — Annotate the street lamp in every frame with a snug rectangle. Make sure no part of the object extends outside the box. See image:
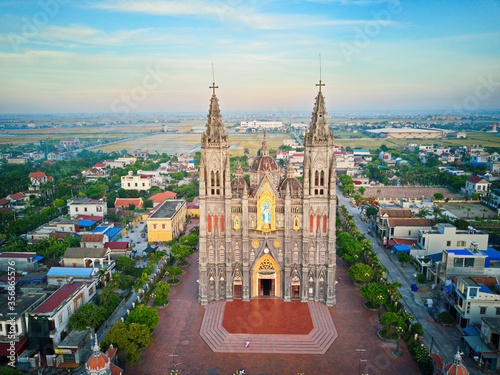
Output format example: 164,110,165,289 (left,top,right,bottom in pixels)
392,327,403,357
376,295,383,321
